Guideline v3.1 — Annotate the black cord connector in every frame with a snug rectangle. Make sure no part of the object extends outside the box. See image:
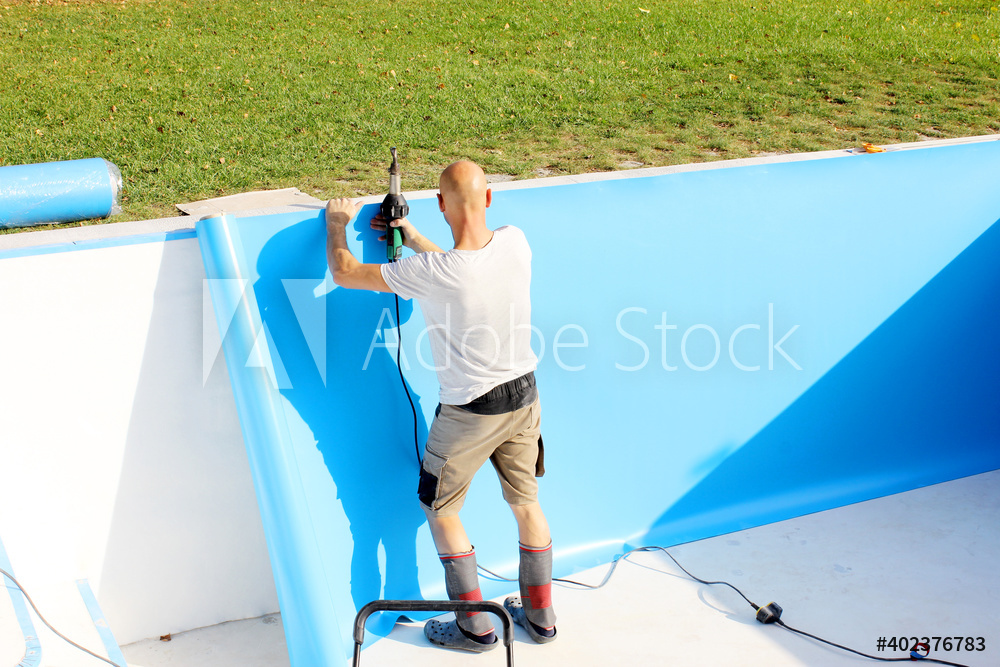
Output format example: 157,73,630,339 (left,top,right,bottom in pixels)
755,601,783,624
